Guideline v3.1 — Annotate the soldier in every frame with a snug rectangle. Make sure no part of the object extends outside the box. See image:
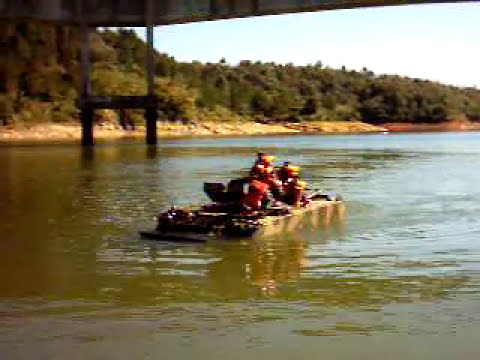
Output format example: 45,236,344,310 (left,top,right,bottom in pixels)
241,180,271,212
283,176,309,207
250,152,275,177
277,162,299,185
